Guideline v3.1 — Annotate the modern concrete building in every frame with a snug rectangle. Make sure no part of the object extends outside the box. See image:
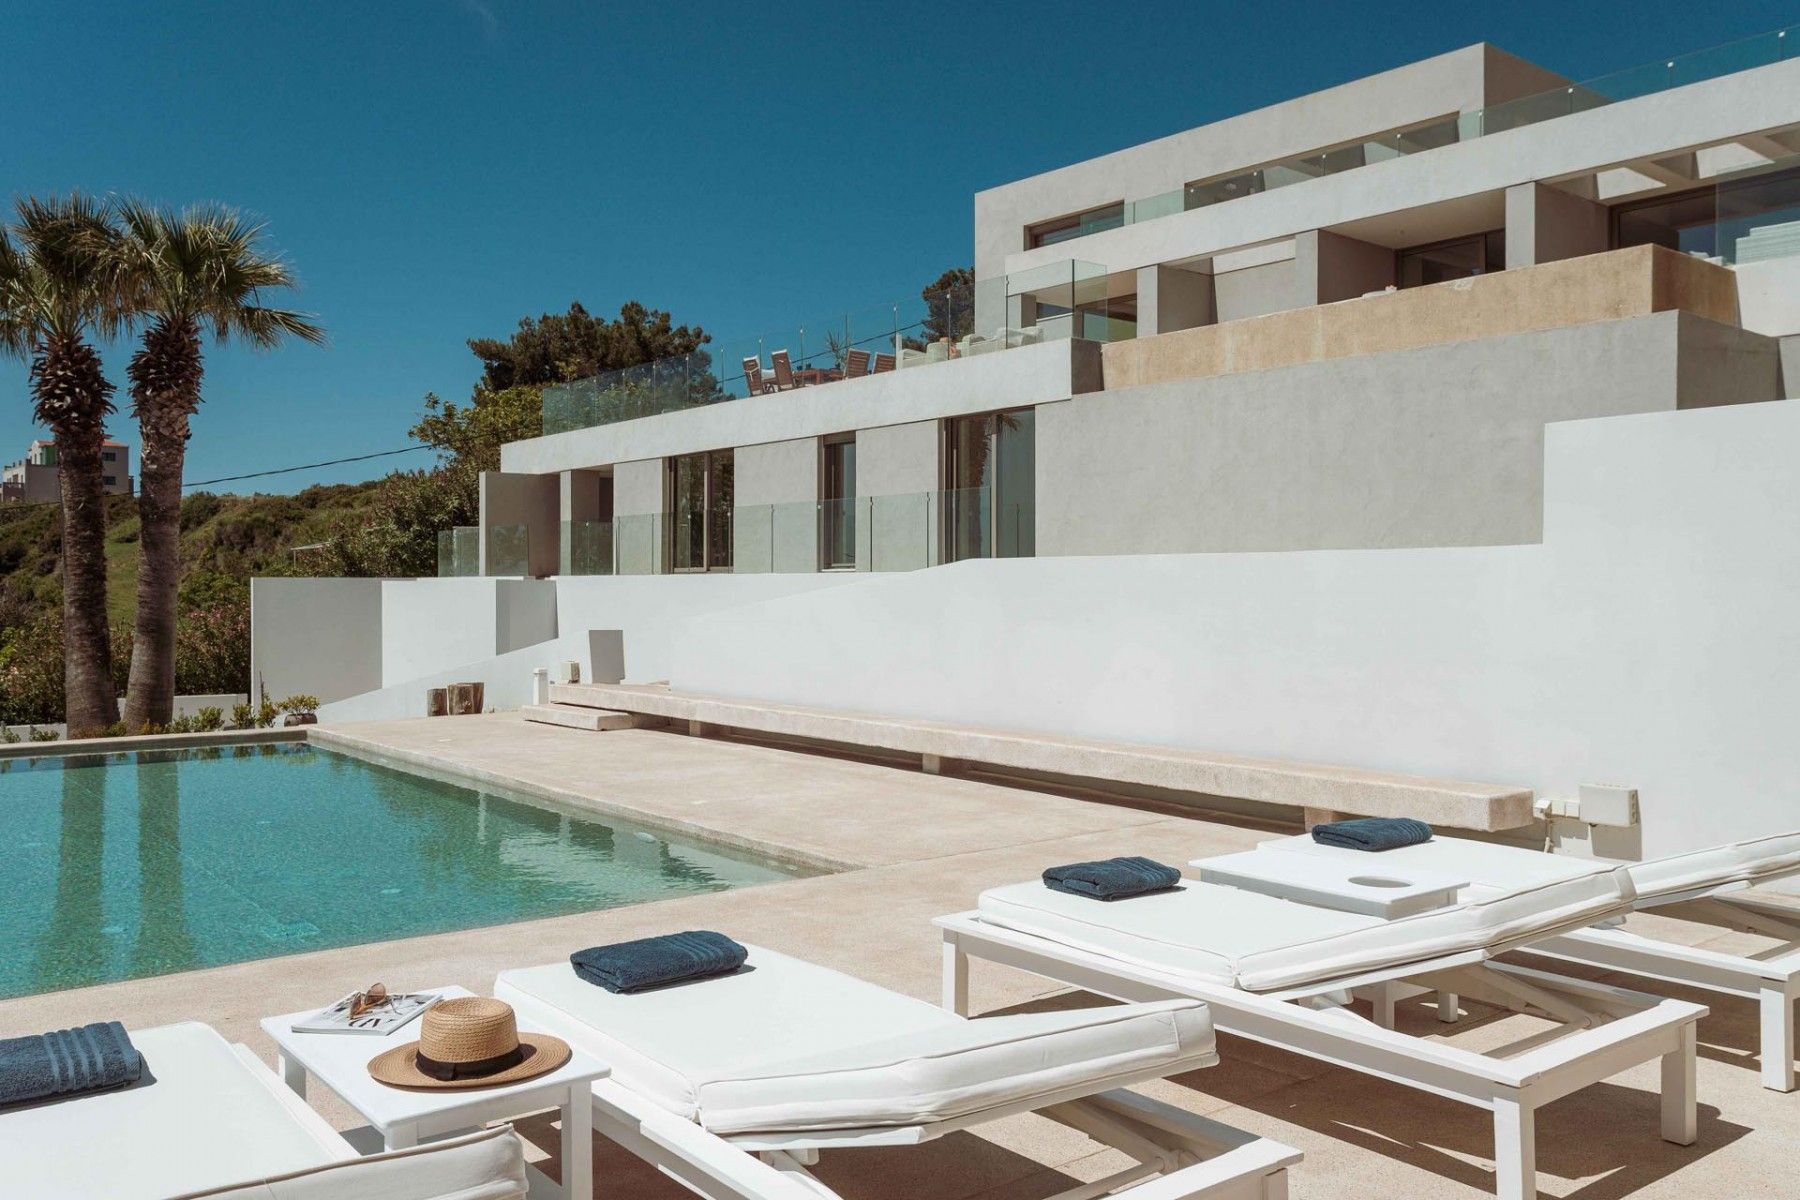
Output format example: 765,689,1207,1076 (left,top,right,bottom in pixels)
472,36,1800,577
256,29,1800,859
0,438,134,504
